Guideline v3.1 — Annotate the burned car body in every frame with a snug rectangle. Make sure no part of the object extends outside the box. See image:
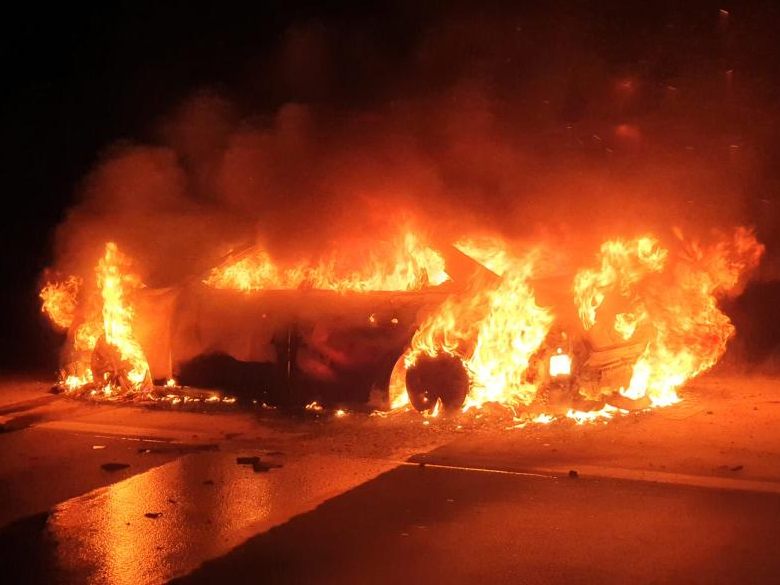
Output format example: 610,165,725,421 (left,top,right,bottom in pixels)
43,228,764,414
129,243,477,407
142,286,451,406
127,243,646,413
